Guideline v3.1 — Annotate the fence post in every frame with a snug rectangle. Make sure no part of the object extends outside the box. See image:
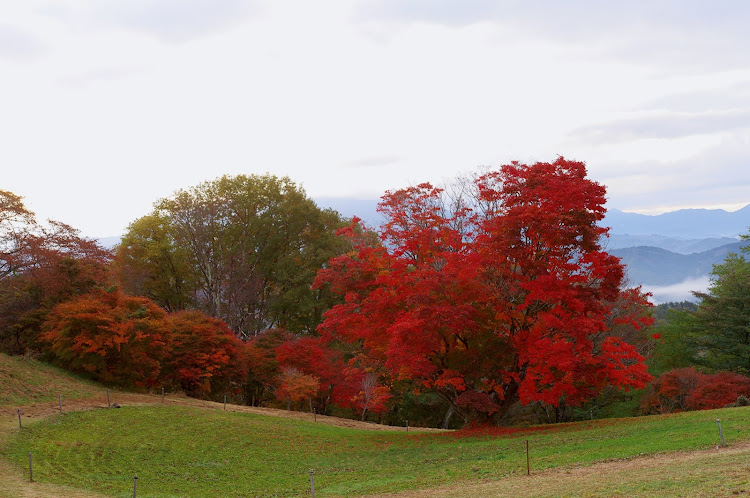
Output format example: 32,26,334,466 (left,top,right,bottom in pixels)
406,420,409,432
17,408,22,429
162,387,165,405
133,475,138,497
717,419,726,447
314,408,317,423
107,389,111,408
526,440,530,476
310,469,315,497
59,394,63,413
224,394,227,411
28,452,33,482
